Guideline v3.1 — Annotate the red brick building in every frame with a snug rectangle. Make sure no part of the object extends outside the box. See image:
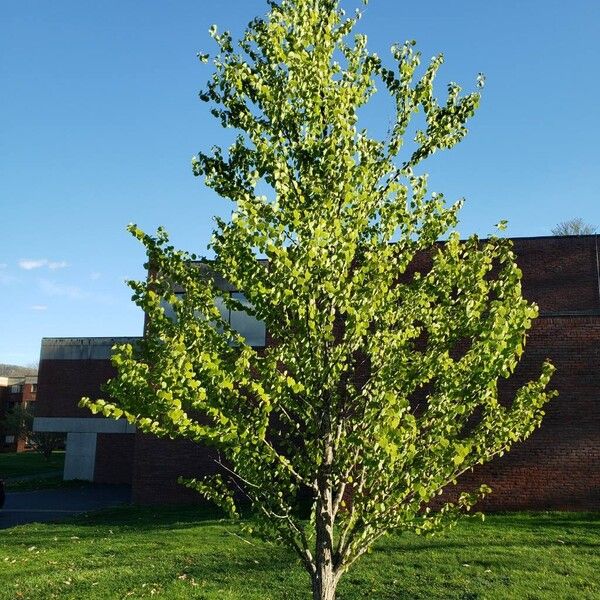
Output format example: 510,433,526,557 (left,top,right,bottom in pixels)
33,235,600,509
1,375,38,452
